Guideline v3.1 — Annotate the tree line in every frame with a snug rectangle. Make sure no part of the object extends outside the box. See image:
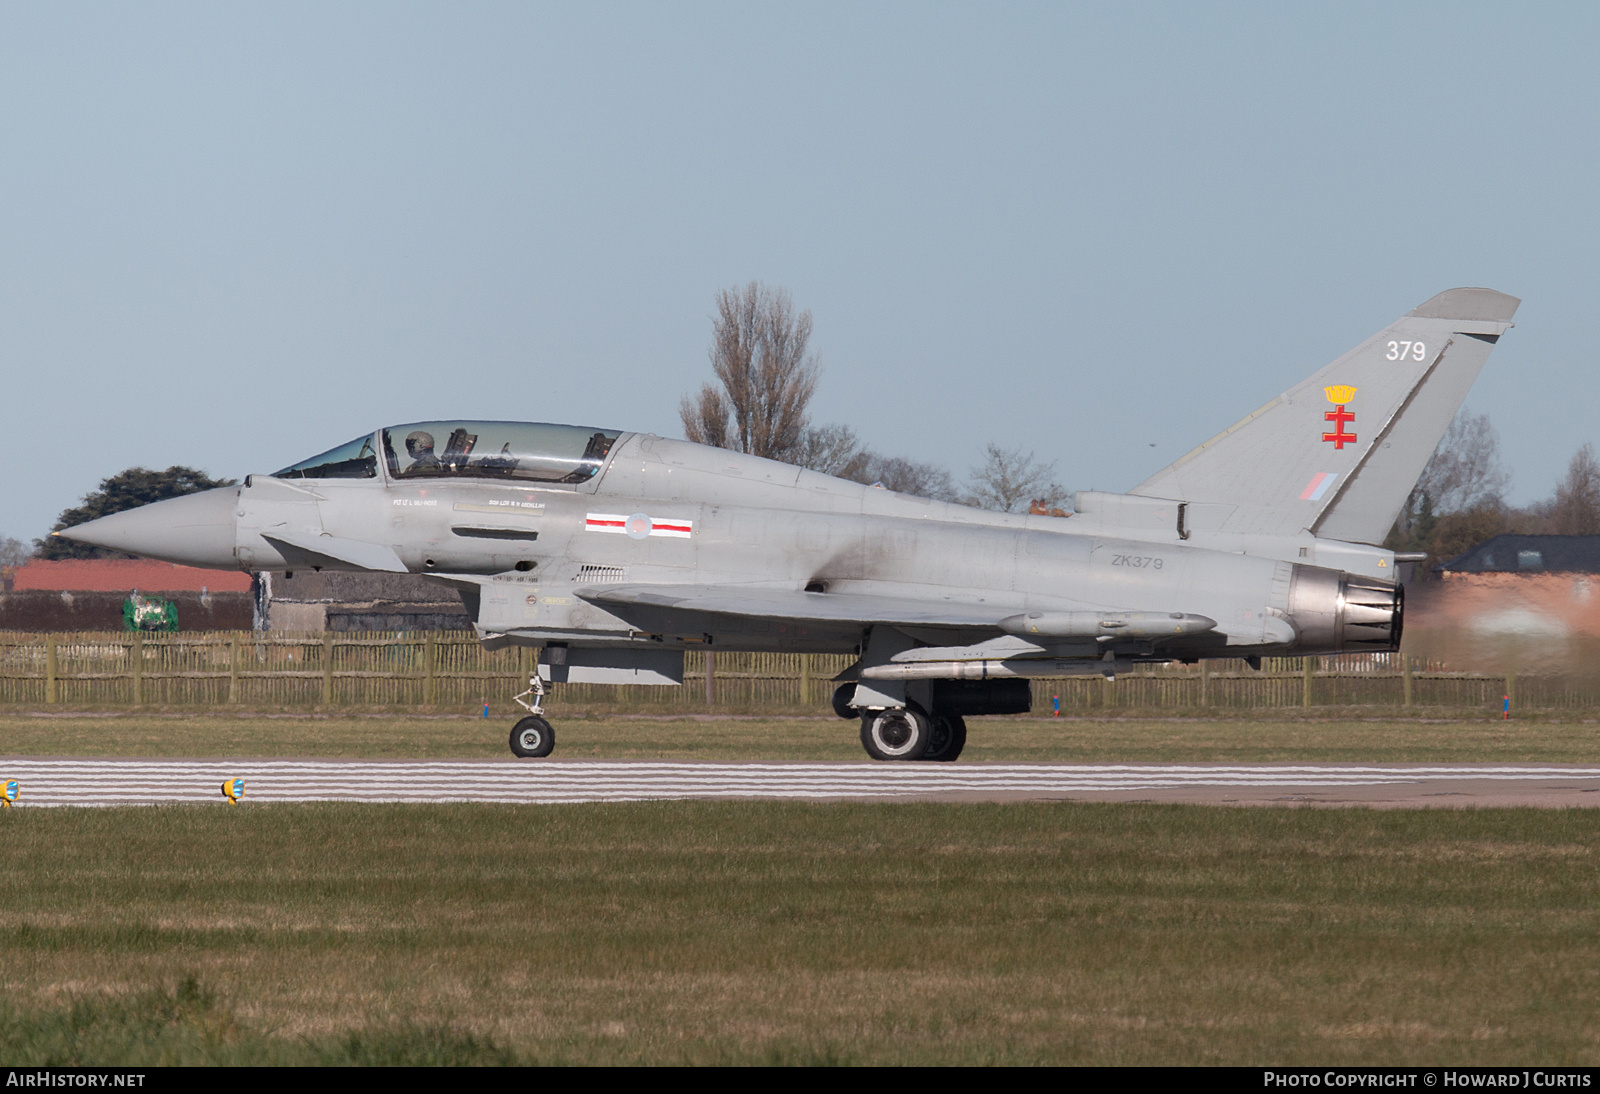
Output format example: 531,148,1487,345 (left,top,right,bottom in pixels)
680,281,1068,512
679,281,1600,578
5,282,1596,574
1386,411,1600,575
9,467,238,563
5,281,1073,567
